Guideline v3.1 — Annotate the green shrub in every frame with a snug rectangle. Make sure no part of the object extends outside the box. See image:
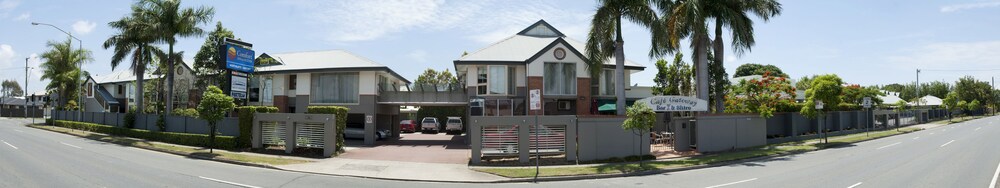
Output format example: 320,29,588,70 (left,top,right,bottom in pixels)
235,106,279,148
124,108,137,129
53,120,237,149
776,100,804,113
307,106,348,151
837,103,861,111
171,108,199,118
